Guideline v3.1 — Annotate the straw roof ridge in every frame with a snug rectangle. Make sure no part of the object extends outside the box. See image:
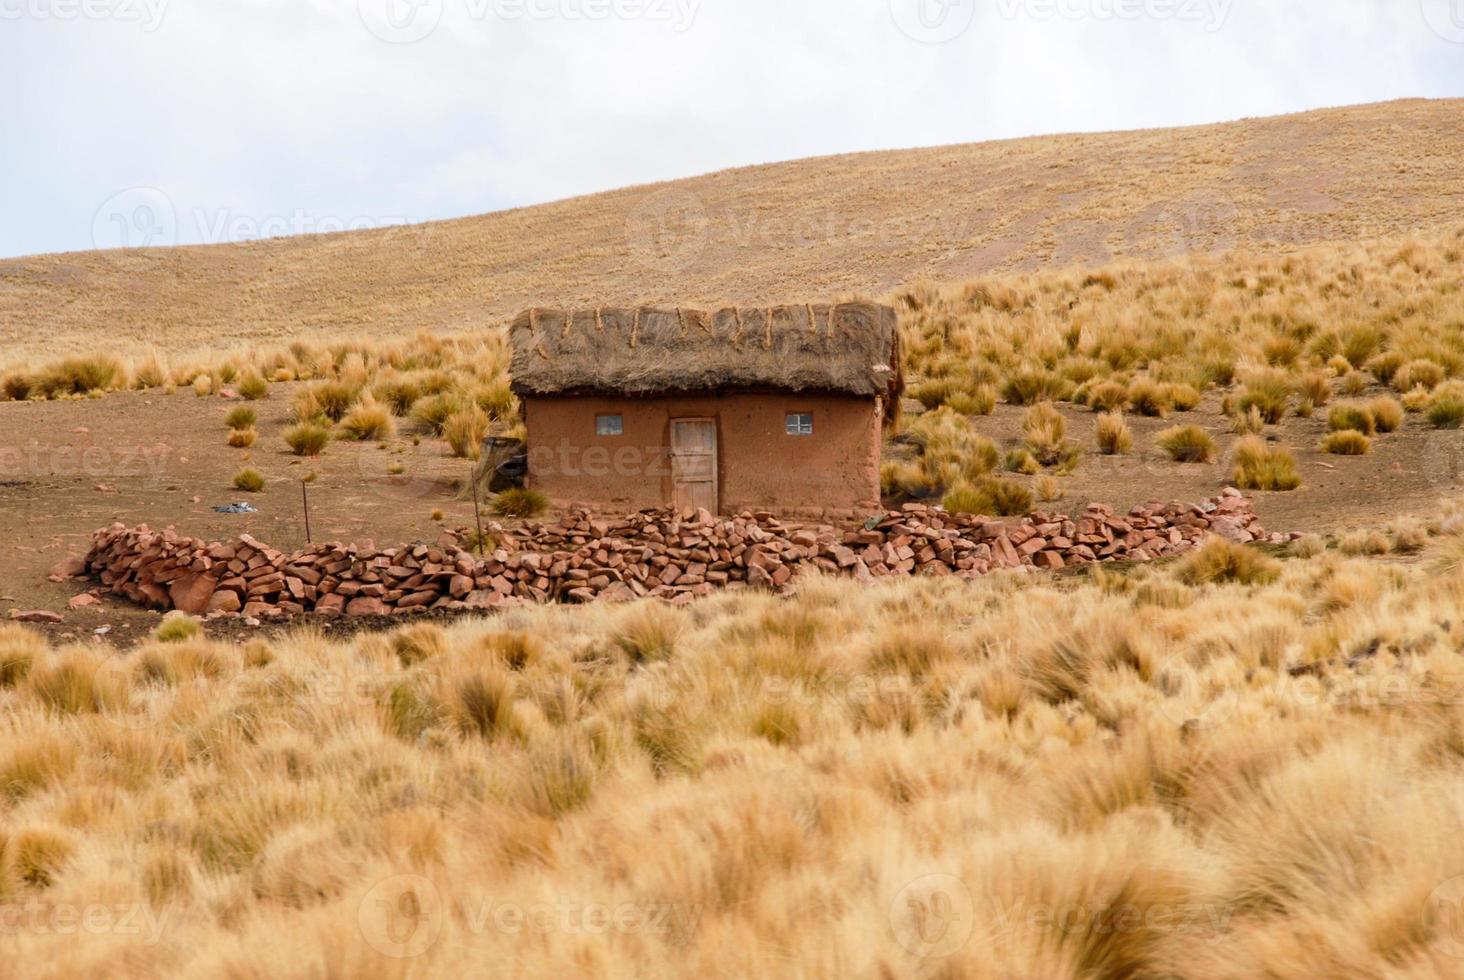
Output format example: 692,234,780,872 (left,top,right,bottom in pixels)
509,302,900,400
